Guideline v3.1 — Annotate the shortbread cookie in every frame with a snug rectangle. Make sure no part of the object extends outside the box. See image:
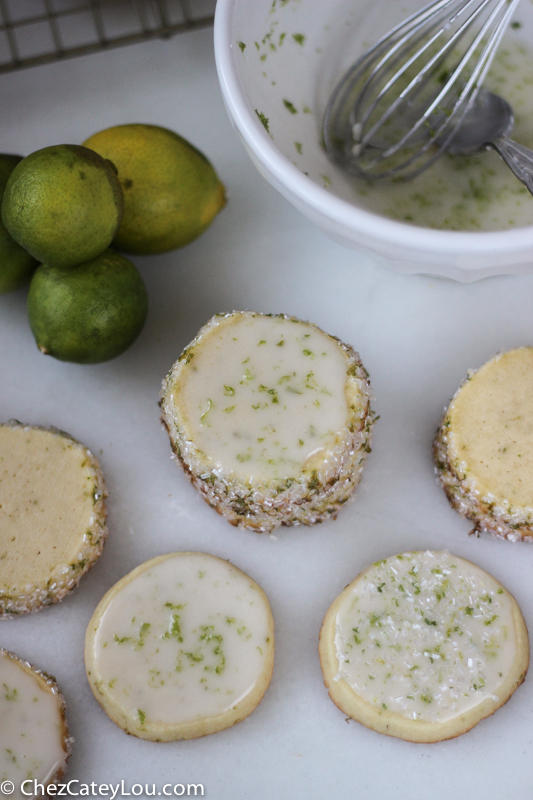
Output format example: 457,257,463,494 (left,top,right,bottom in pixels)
160,312,373,532
319,550,528,743
435,348,533,541
85,552,275,741
0,648,71,798
0,421,107,616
